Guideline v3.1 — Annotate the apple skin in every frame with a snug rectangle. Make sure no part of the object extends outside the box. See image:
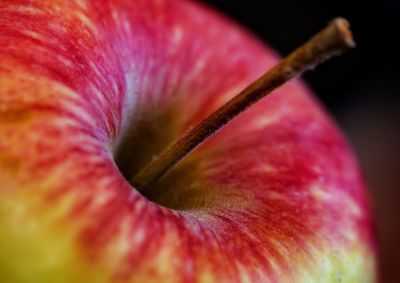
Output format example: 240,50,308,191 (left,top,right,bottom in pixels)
0,0,377,282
